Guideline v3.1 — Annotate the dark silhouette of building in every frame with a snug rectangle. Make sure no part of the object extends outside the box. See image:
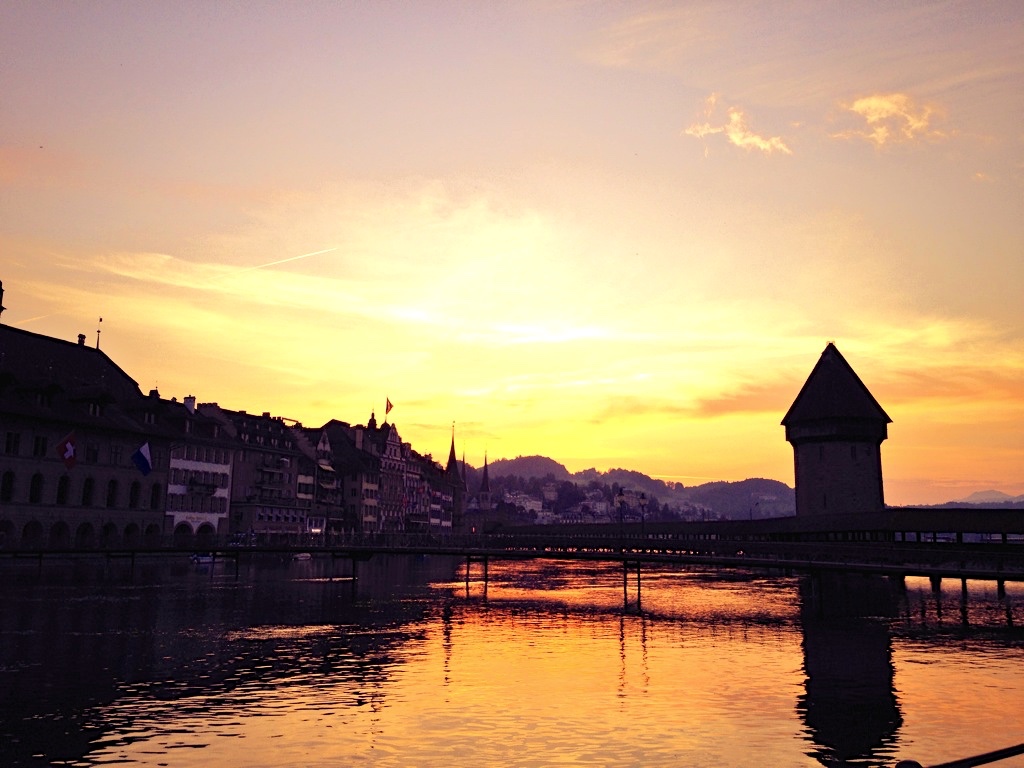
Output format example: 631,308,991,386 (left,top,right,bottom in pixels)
0,324,168,547
783,343,891,516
